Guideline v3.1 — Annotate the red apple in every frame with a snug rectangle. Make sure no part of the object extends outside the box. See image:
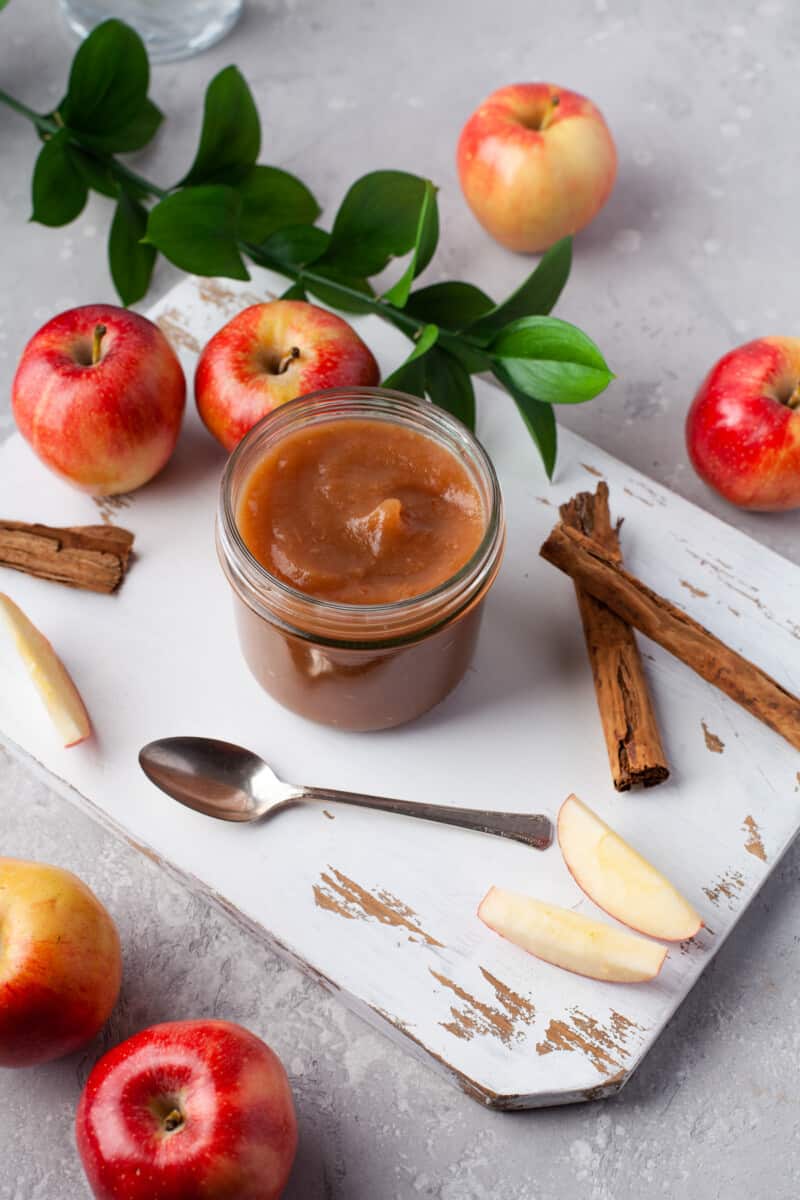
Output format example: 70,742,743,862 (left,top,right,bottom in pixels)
0,859,121,1067
76,1019,297,1200
13,304,186,495
457,83,617,252
195,299,380,452
686,336,800,510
